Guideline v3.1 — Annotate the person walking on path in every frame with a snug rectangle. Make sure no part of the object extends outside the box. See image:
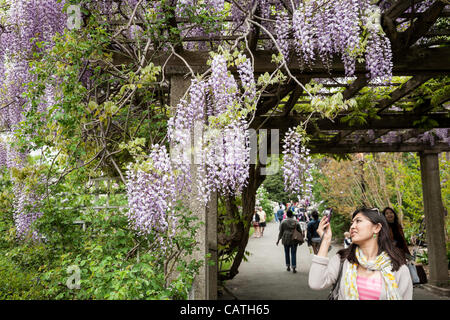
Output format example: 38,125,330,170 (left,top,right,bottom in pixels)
272,205,277,223
252,209,261,238
258,207,267,237
382,207,411,258
344,231,352,249
307,210,321,254
276,210,302,273
309,208,412,300
276,205,284,224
